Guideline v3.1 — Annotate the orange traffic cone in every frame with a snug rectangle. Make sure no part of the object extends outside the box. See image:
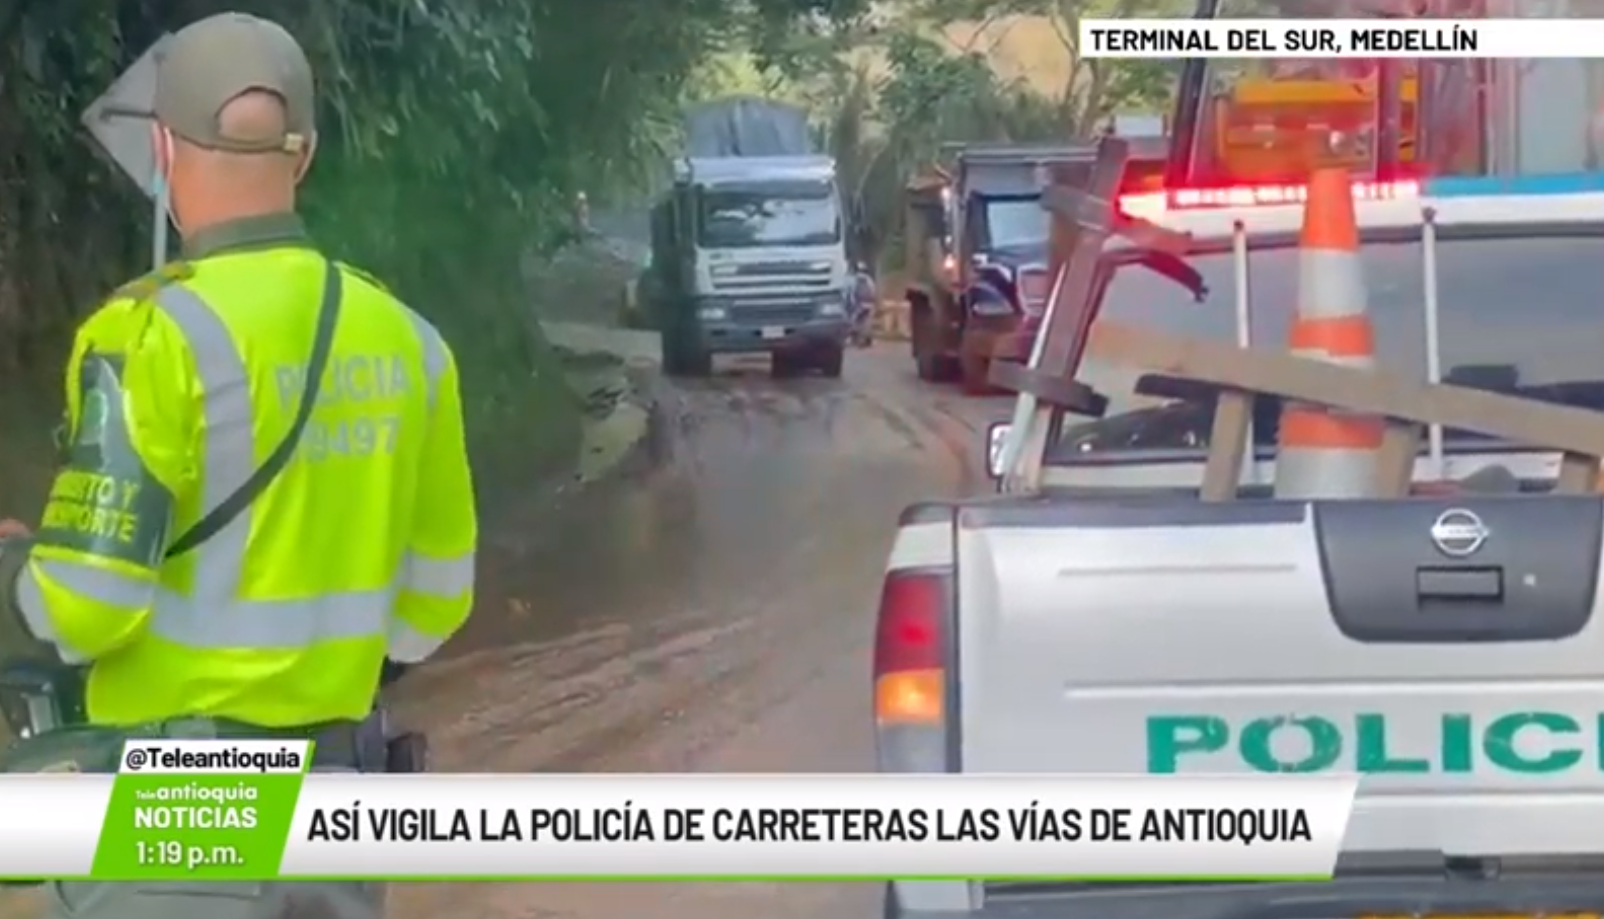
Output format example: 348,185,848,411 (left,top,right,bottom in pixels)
1274,167,1385,499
